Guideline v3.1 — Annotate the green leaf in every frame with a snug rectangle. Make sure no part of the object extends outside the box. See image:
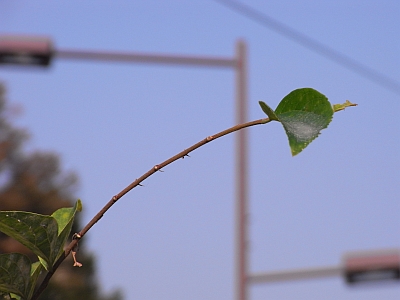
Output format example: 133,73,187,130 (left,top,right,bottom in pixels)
27,262,42,300
274,88,334,156
52,200,82,236
37,257,48,271
258,101,279,121
0,212,59,270
0,253,31,299
51,200,82,262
